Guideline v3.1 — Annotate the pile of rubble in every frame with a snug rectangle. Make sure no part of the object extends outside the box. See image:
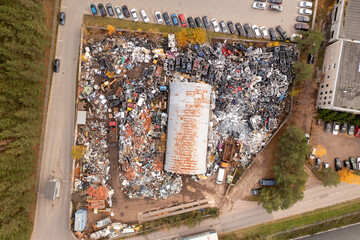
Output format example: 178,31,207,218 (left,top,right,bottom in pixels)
77,31,298,201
